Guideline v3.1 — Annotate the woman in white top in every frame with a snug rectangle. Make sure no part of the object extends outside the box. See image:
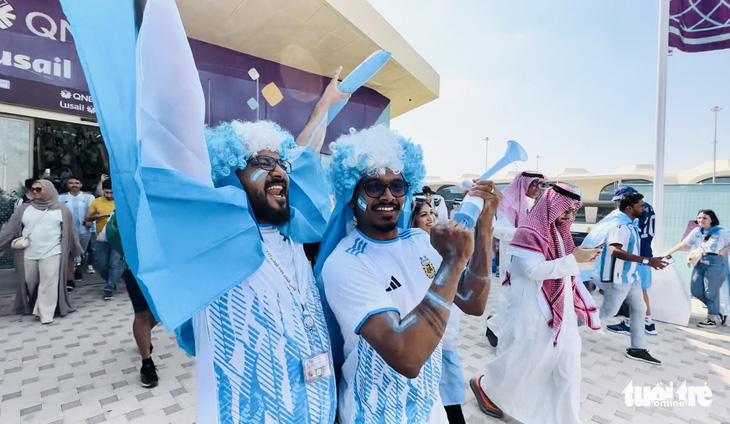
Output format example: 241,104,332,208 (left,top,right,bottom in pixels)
665,209,730,328
0,179,81,323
